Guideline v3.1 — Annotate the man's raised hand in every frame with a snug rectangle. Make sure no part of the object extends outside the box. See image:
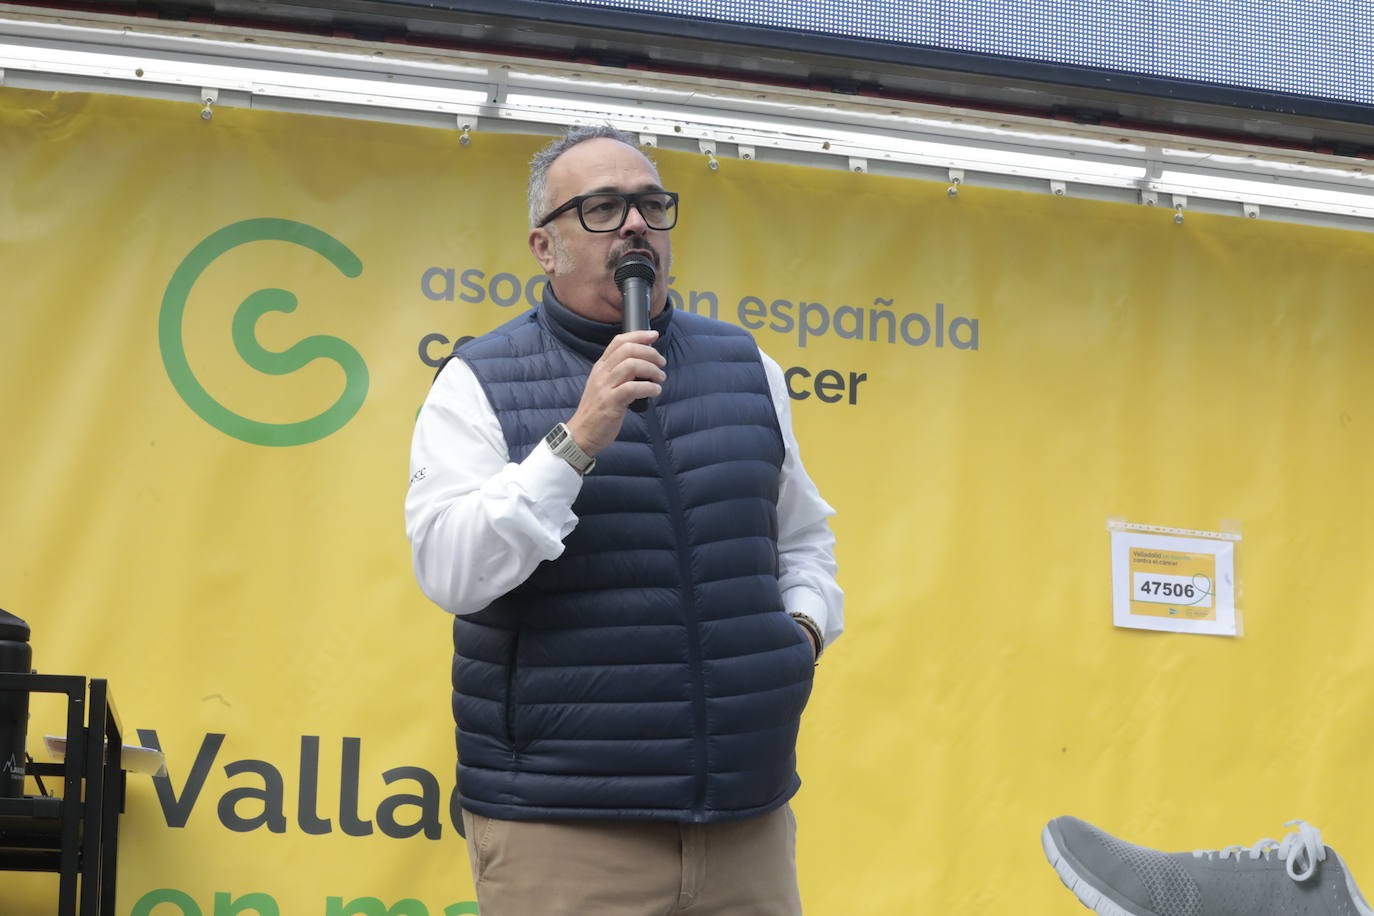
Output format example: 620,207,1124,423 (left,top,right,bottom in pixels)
566,330,666,455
